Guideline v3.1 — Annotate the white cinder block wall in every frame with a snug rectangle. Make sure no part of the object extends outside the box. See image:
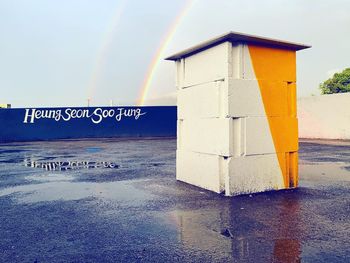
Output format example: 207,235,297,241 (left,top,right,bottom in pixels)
175,42,284,195
298,93,350,139
176,42,232,193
